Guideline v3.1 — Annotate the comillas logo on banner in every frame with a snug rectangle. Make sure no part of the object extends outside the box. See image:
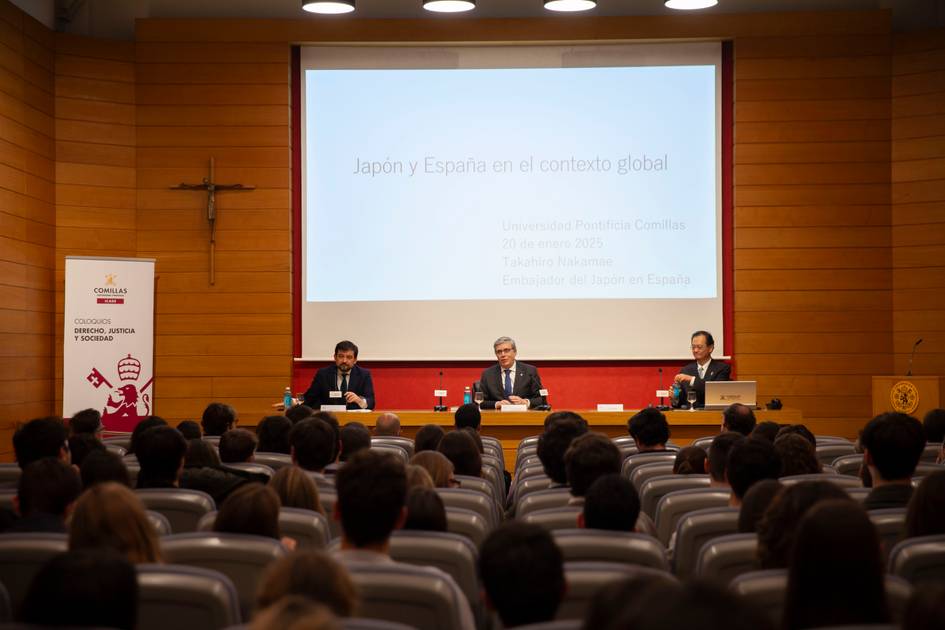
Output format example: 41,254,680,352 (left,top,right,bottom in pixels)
63,257,156,432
